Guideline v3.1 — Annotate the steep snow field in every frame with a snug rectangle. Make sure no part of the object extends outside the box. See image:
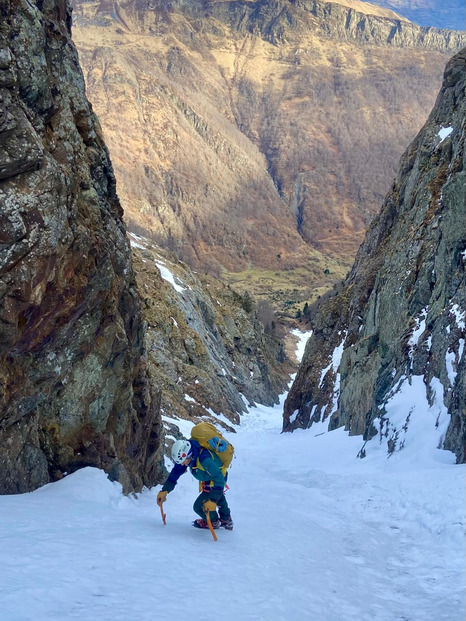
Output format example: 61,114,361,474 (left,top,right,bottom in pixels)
1,333,464,621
